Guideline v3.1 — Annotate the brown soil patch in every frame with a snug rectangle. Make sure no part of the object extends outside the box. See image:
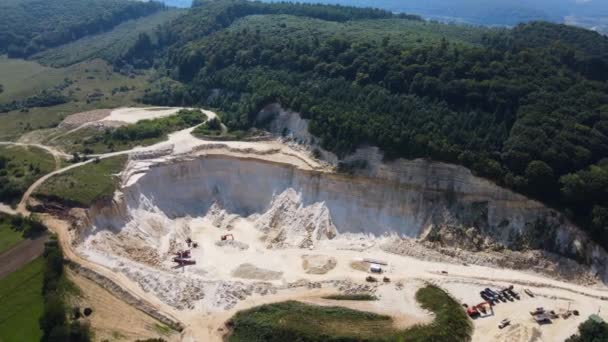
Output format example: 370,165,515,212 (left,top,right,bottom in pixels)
350,260,370,273
66,270,178,342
